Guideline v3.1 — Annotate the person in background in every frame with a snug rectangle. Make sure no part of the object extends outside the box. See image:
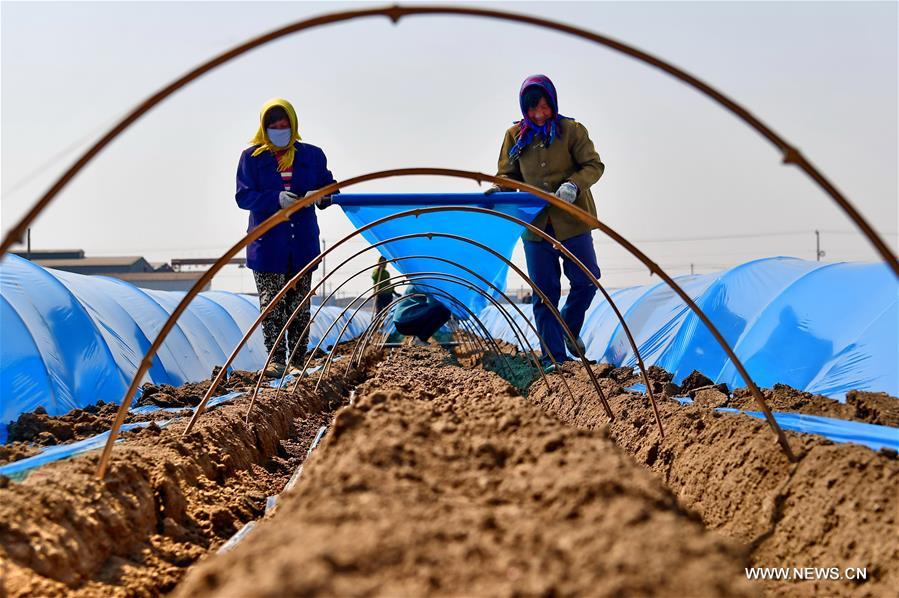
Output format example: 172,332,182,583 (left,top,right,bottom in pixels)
372,256,394,316
392,288,451,345
236,98,335,377
486,74,604,370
